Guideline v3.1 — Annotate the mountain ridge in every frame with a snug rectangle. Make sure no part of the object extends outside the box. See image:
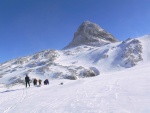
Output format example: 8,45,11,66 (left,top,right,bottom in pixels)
0,21,150,85
64,21,118,49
